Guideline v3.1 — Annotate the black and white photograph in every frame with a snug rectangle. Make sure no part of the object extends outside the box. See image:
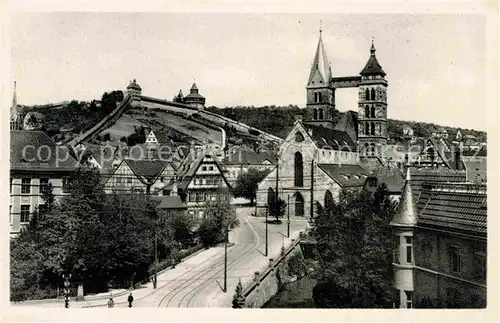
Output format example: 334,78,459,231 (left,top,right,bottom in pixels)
3,1,498,320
